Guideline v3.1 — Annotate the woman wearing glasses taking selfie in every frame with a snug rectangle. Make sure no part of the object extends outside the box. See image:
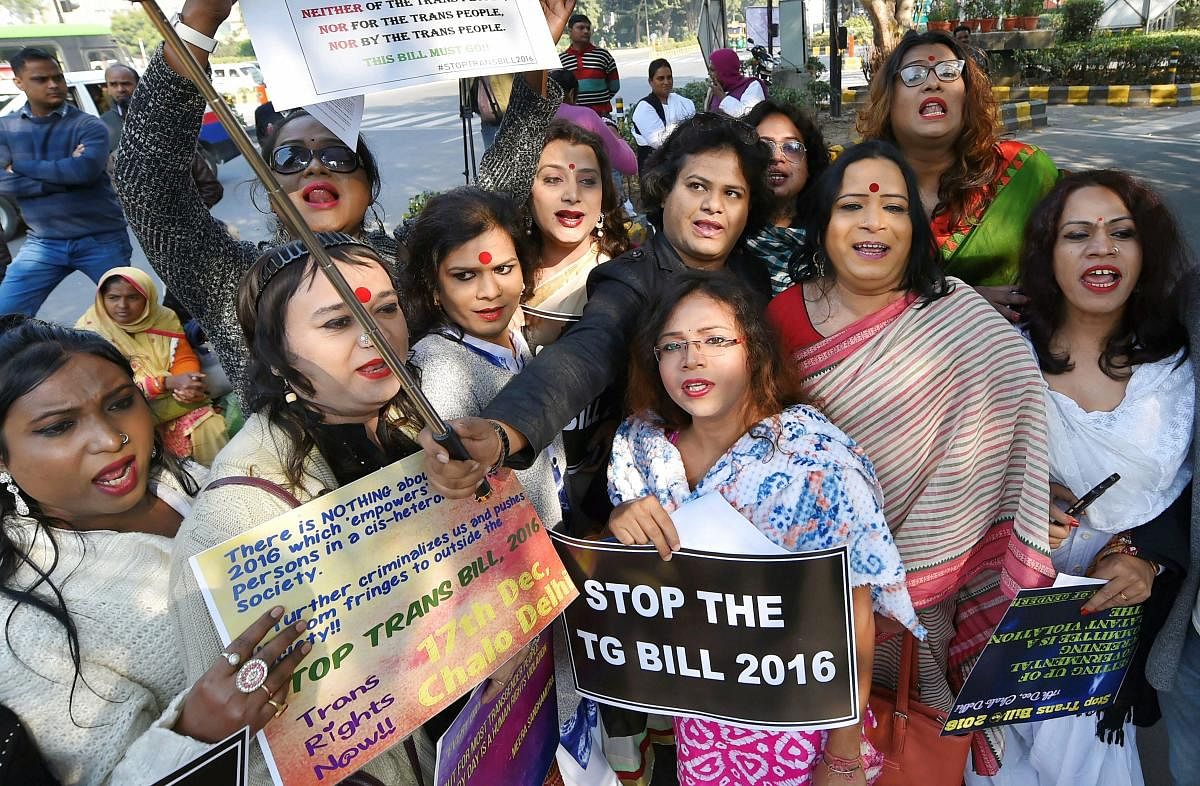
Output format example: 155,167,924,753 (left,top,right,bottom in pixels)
742,100,831,294
114,0,574,399
858,31,1059,321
